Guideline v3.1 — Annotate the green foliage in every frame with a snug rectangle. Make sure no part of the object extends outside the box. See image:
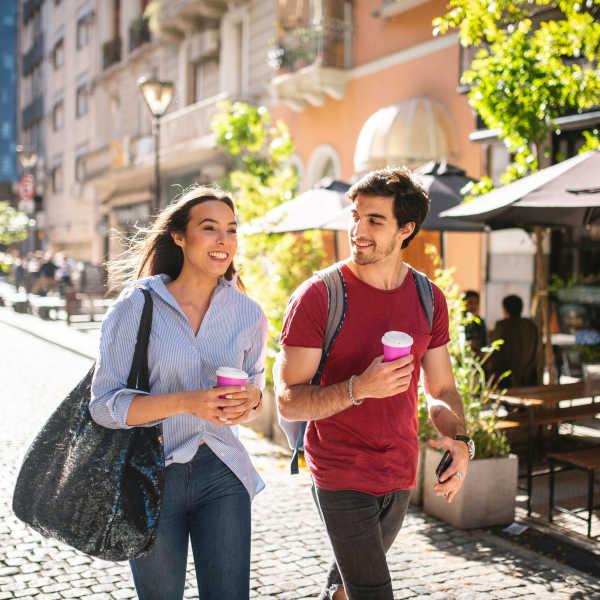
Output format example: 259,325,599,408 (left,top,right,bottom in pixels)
418,245,511,458
434,0,600,184
0,202,28,272
0,202,28,246
211,101,326,384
